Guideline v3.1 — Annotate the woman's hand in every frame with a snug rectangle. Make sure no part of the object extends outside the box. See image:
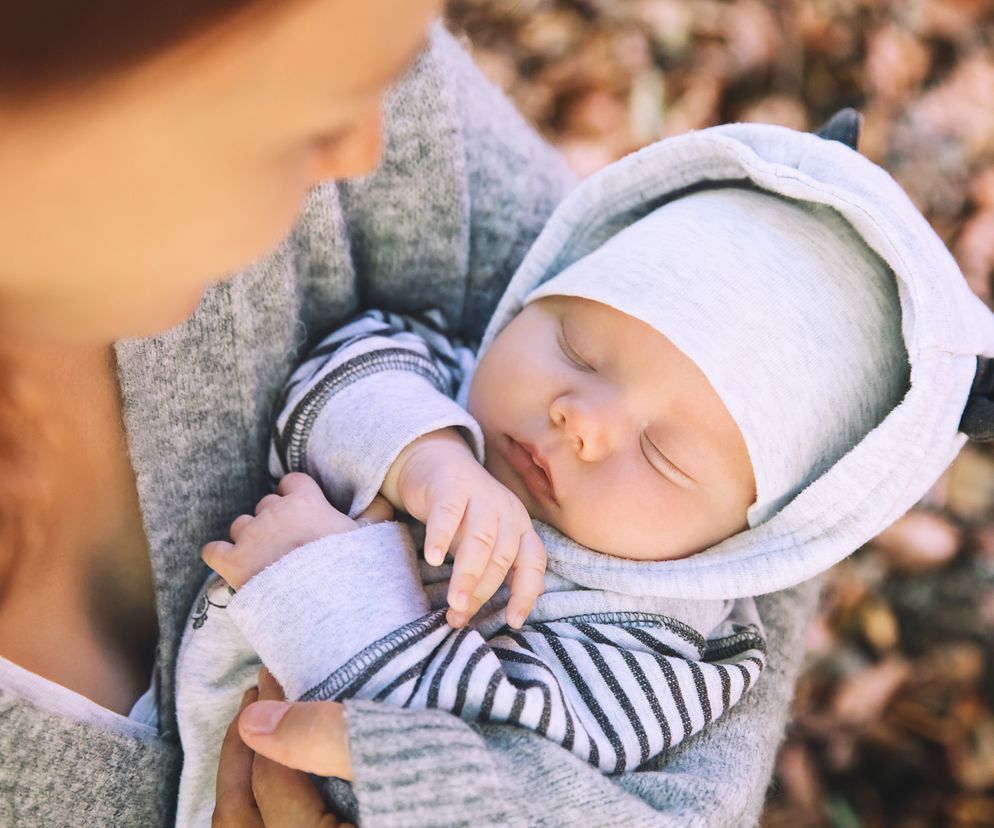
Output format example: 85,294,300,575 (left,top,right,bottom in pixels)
202,473,393,589
212,669,352,828
238,668,354,780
